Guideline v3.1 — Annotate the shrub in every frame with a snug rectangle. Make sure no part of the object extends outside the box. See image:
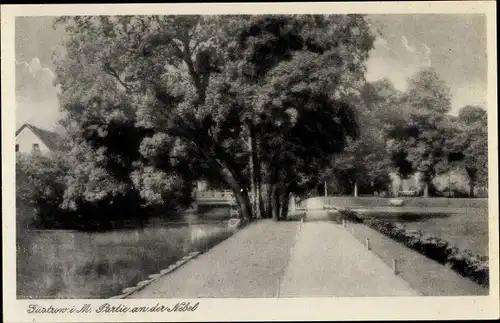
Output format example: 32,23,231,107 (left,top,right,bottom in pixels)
363,218,489,287
338,208,364,223
16,152,72,229
16,150,197,231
